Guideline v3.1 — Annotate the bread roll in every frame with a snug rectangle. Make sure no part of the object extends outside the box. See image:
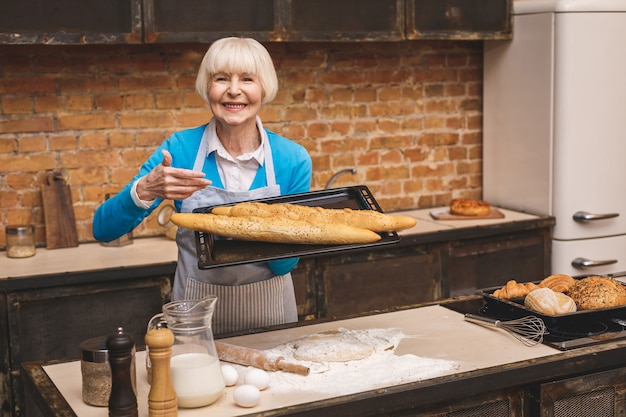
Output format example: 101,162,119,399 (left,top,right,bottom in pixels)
449,198,491,216
211,202,417,232
170,213,381,245
539,274,577,293
492,280,541,299
524,287,577,315
566,276,626,310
